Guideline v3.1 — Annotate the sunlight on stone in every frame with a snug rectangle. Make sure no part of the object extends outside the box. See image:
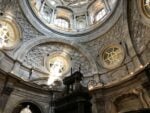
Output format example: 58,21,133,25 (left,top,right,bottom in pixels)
47,59,64,85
